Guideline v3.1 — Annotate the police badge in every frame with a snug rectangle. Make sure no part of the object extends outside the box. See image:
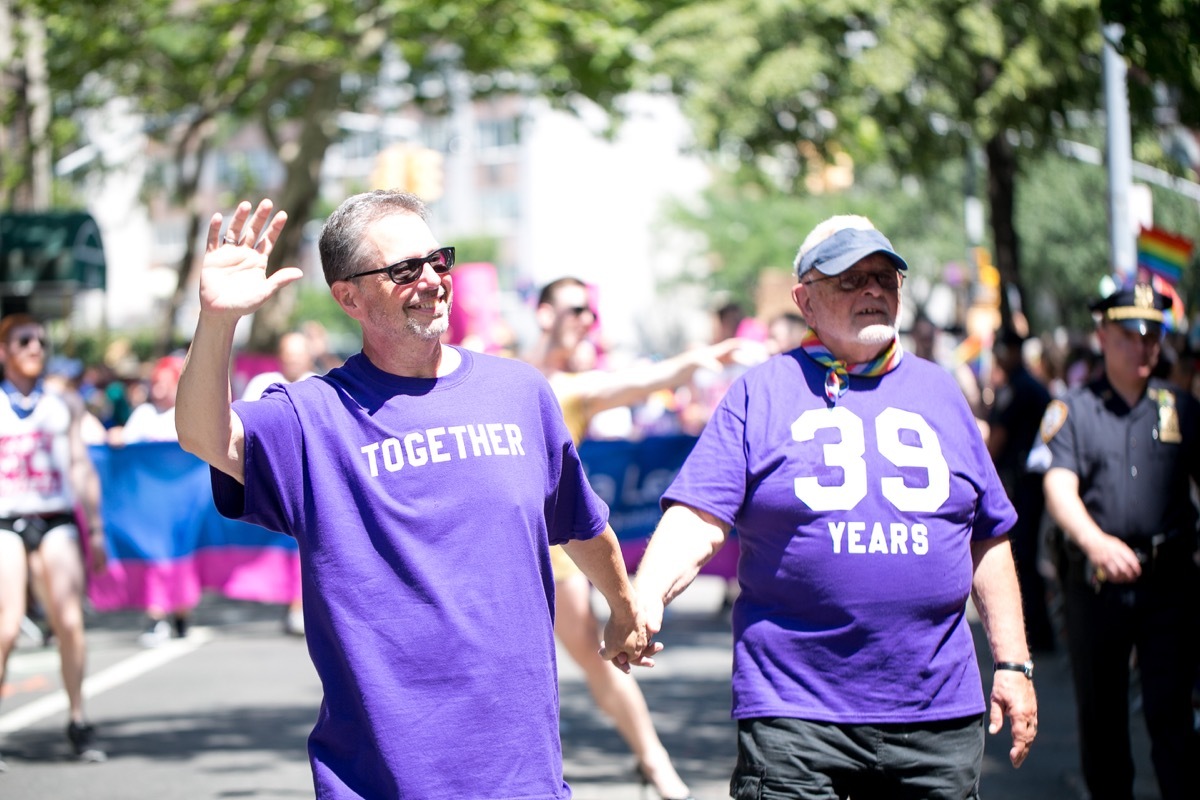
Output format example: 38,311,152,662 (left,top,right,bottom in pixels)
1154,388,1182,444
